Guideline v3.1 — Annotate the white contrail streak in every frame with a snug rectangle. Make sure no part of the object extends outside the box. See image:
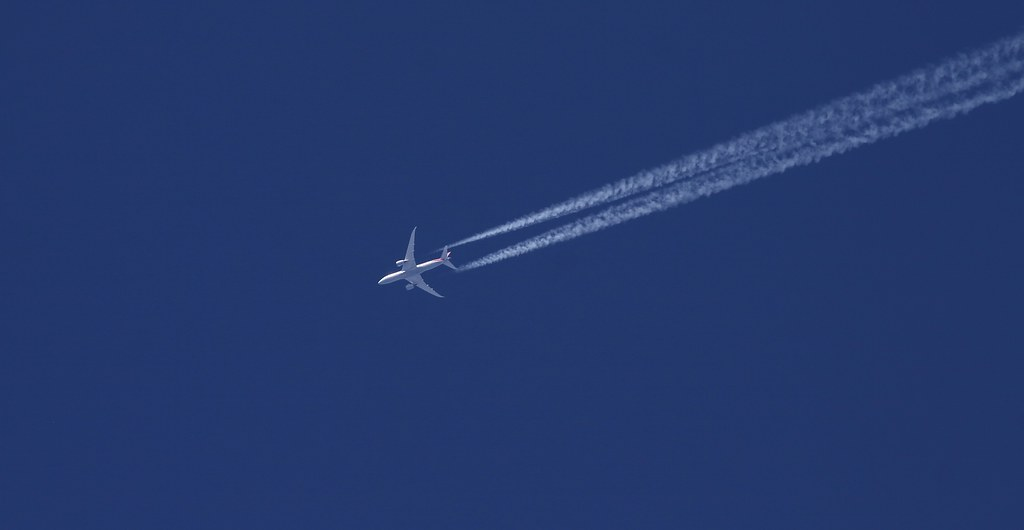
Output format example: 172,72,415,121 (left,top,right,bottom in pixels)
449,31,1024,251
459,32,1024,270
